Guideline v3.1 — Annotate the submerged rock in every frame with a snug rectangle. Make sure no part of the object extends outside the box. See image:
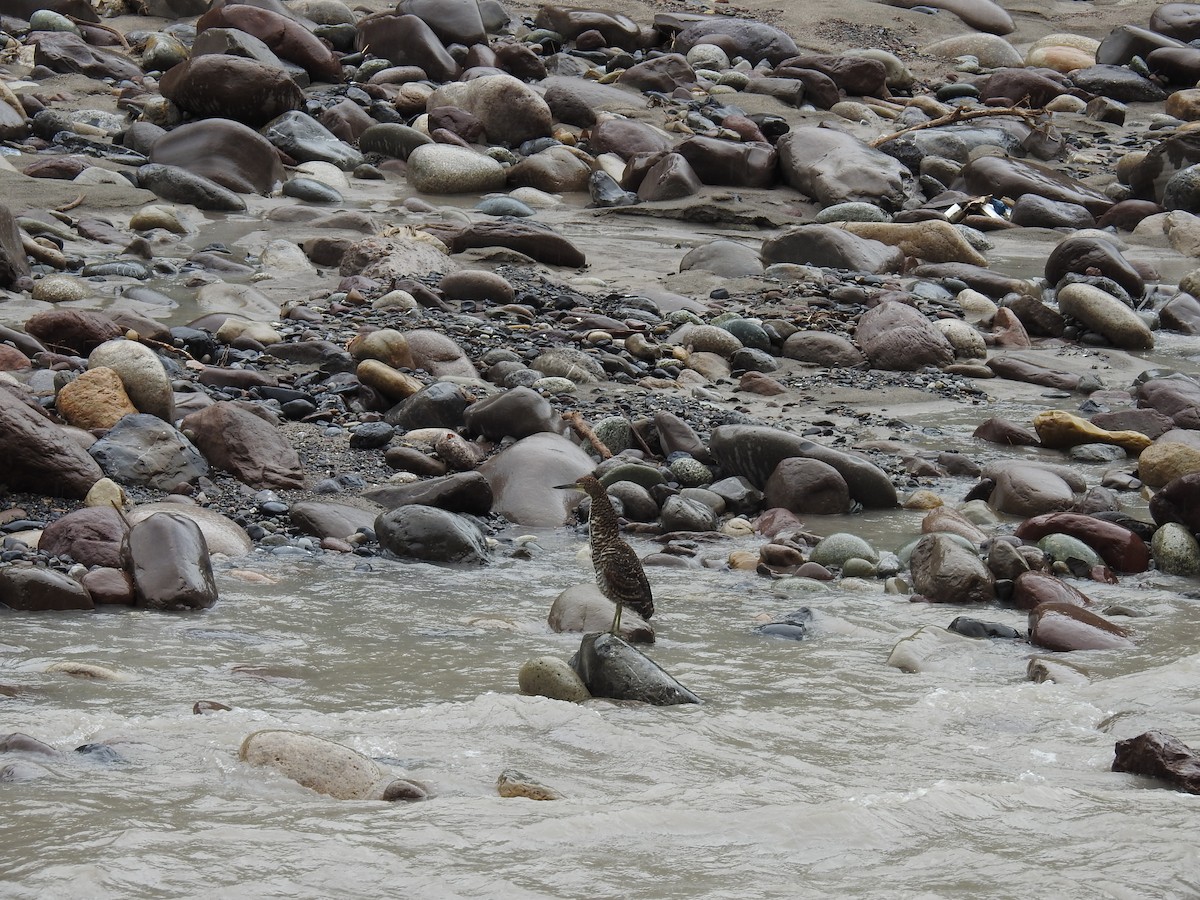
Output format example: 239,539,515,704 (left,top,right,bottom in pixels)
240,729,428,801
1112,731,1200,794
